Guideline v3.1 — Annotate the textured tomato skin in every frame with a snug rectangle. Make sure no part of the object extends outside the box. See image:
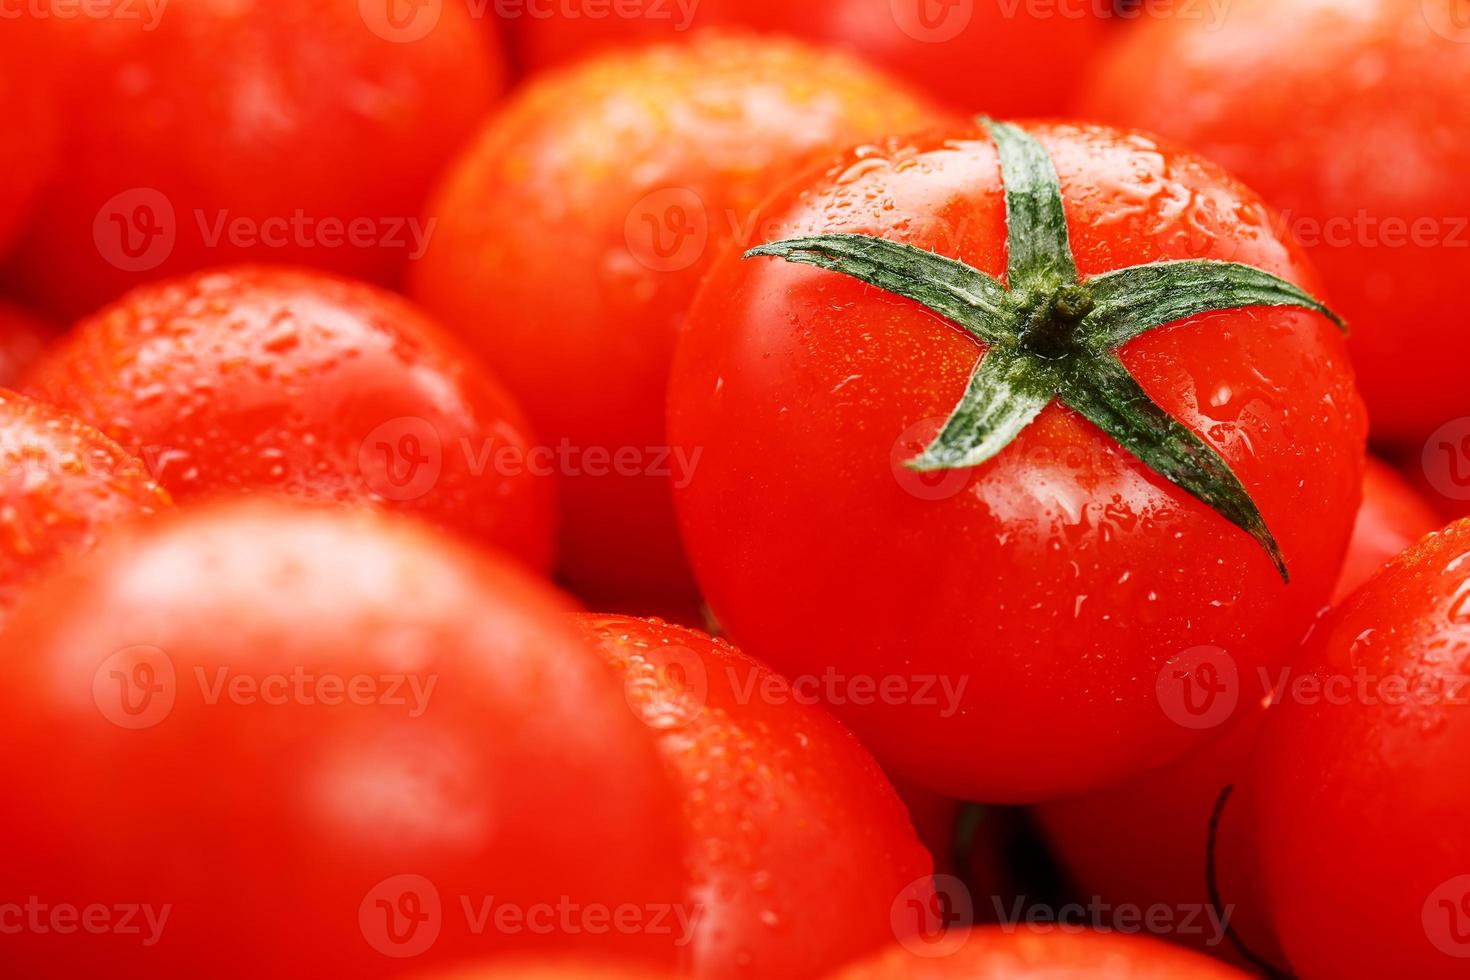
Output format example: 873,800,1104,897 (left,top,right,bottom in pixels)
0,17,58,259
0,389,170,618
3,0,505,319
830,927,1251,978
0,301,55,388
580,614,934,979
1081,0,1470,443
0,502,686,978
506,0,1109,118
410,32,945,604
23,266,555,571
1254,518,1470,979
1034,458,1440,965
669,122,1366,802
